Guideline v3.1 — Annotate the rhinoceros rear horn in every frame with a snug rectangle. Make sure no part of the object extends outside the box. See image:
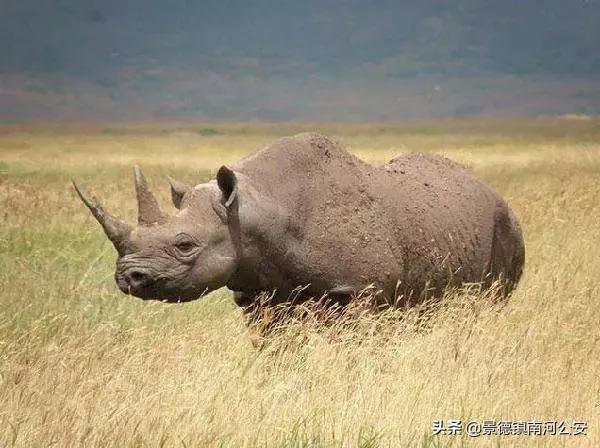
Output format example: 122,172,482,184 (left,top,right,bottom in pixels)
134,165,167,225
168,177,191,209
72,181,132,254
